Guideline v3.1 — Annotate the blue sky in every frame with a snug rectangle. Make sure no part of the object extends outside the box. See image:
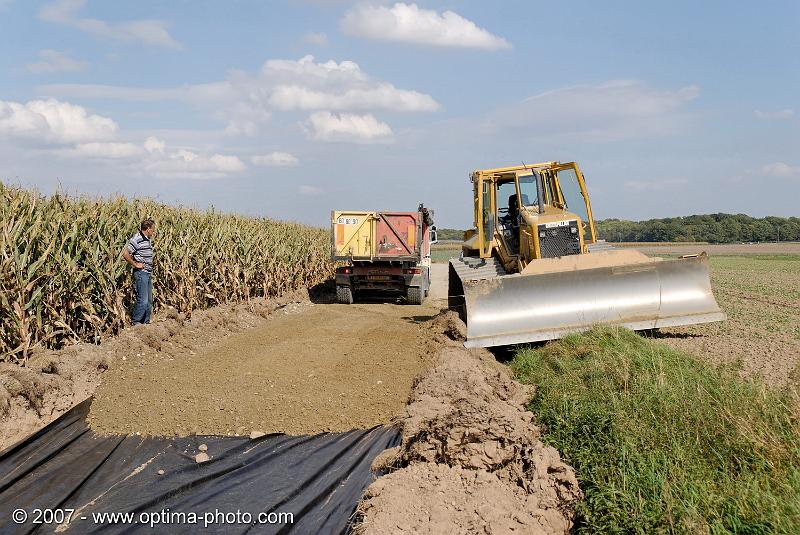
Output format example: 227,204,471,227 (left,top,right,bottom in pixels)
1,0,798,227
